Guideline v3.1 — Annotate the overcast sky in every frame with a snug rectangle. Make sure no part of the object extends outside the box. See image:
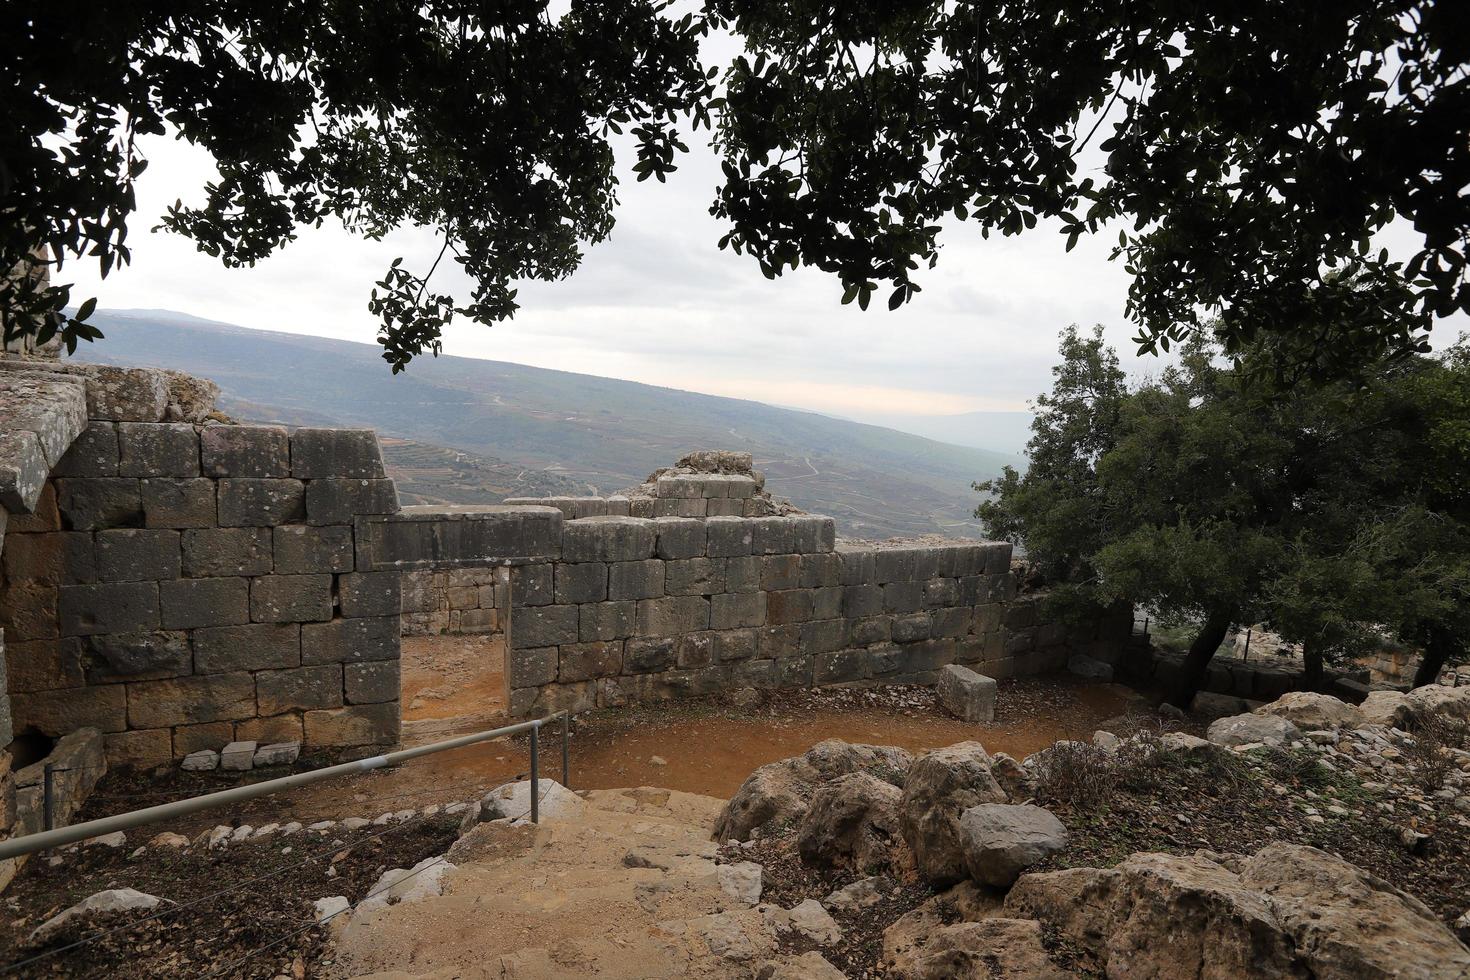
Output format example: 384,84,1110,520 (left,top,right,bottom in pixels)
61,30,1463,425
